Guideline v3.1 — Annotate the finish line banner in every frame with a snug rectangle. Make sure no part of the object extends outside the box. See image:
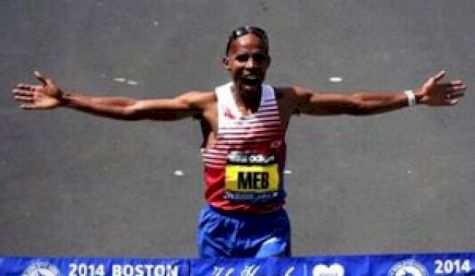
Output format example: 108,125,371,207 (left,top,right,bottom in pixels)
0,258,189,276
1,252,474,275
